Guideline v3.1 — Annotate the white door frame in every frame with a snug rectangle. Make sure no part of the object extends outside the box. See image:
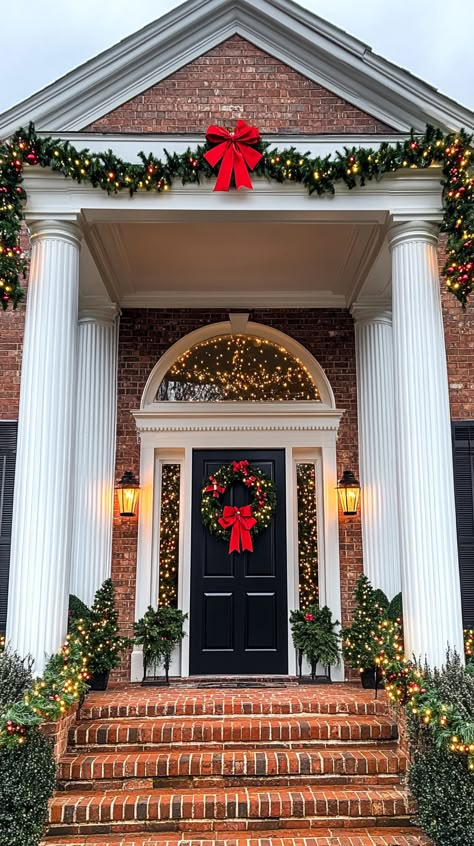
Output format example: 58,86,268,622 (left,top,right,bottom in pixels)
131,408,344,680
